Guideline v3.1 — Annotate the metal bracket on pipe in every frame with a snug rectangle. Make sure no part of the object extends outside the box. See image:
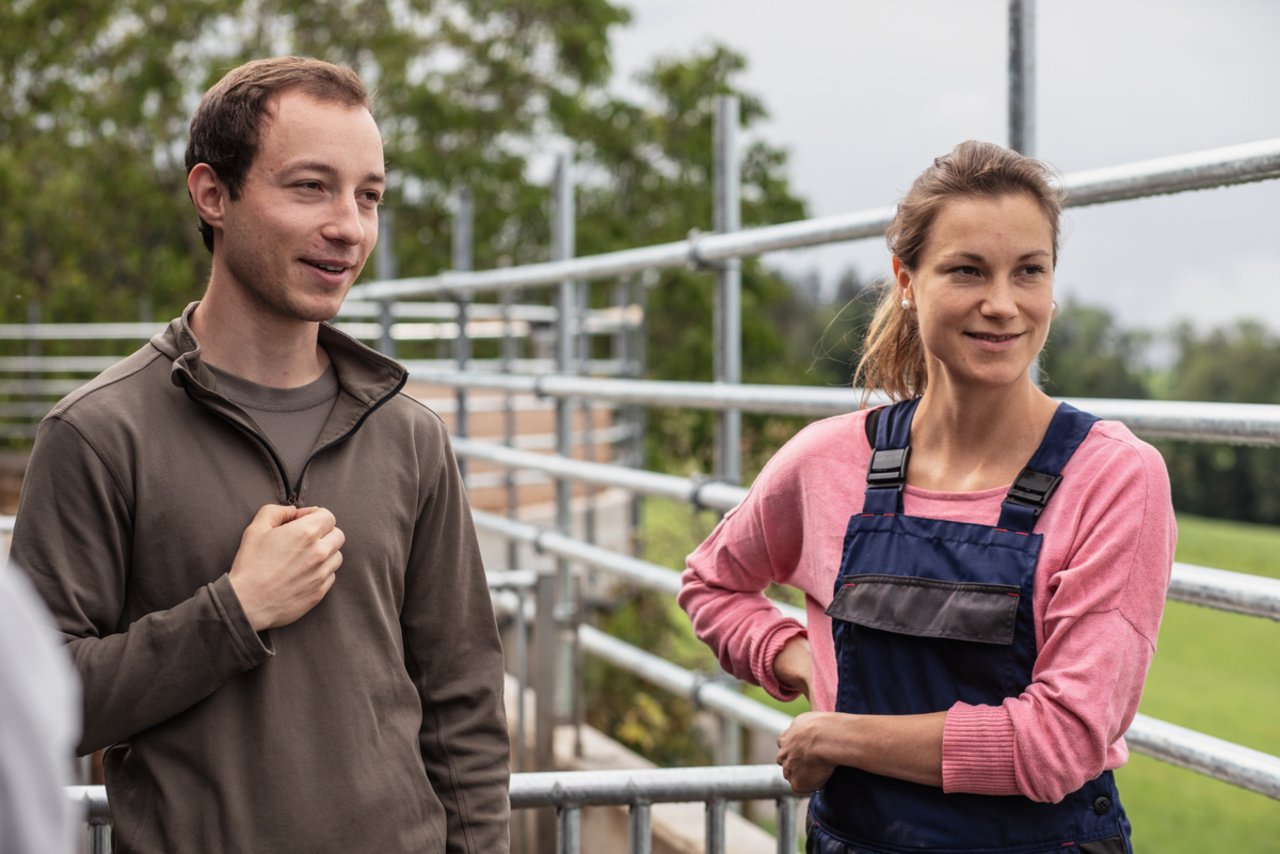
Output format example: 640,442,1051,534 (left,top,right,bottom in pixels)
688,474,726,512
688,671,711,712
532,374,552,400
532,529,552,555
686,229,725,272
